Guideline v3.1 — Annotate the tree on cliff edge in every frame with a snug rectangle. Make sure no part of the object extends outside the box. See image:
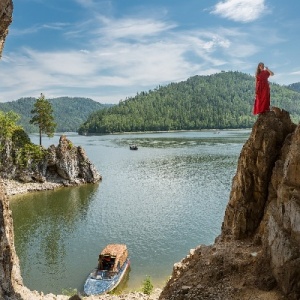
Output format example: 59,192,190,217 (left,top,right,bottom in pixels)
30,93,56,145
